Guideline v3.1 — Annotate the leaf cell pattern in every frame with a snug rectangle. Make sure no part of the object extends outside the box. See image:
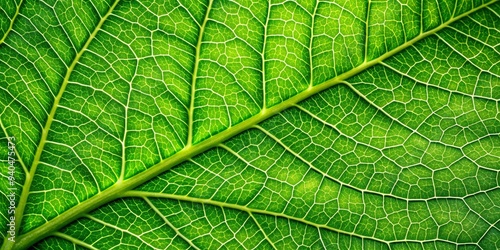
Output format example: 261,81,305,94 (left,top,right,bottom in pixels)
0,0,499,249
